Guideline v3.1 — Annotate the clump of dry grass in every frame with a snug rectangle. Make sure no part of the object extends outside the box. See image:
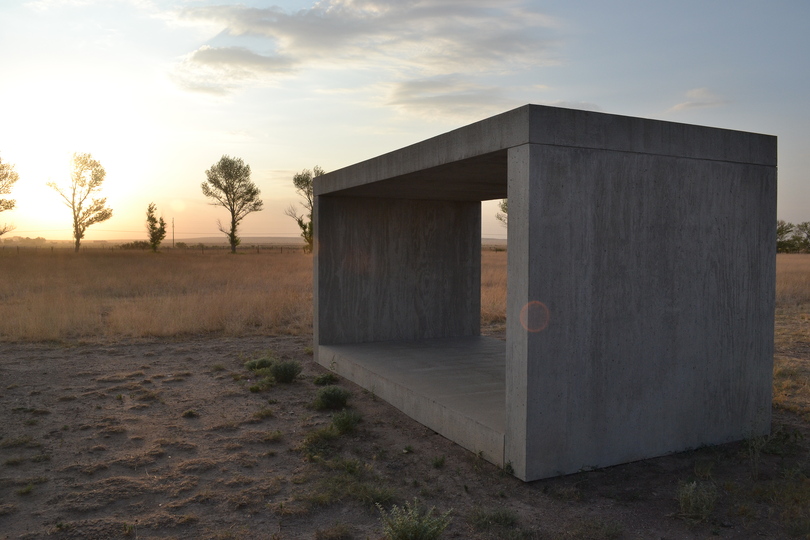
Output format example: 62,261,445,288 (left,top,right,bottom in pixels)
480,250,506,326
776,254,810,306
0,249,313,341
